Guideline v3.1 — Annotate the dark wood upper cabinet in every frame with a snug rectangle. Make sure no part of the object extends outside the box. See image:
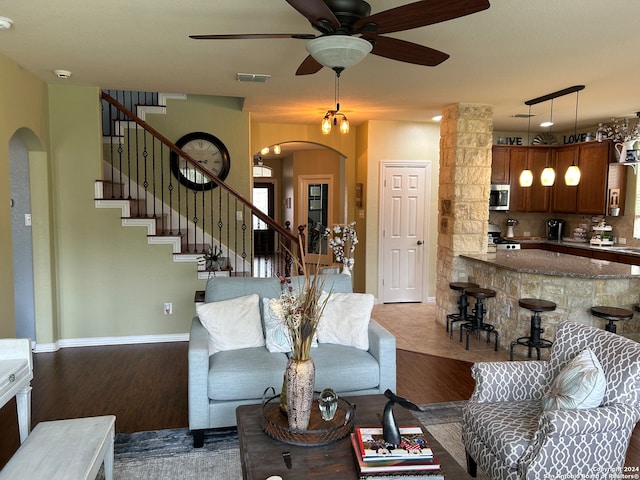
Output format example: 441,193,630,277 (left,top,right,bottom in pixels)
491,146,510,184
493,140,625,214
